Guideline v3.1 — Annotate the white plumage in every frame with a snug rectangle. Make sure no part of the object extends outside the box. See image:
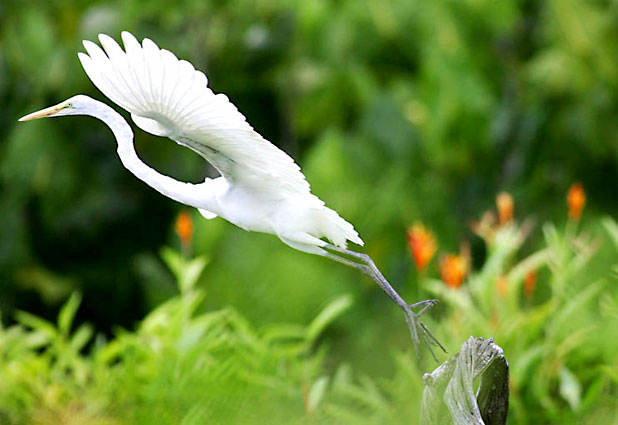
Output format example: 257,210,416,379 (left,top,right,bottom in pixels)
19,32,444,360
78,31,363,254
